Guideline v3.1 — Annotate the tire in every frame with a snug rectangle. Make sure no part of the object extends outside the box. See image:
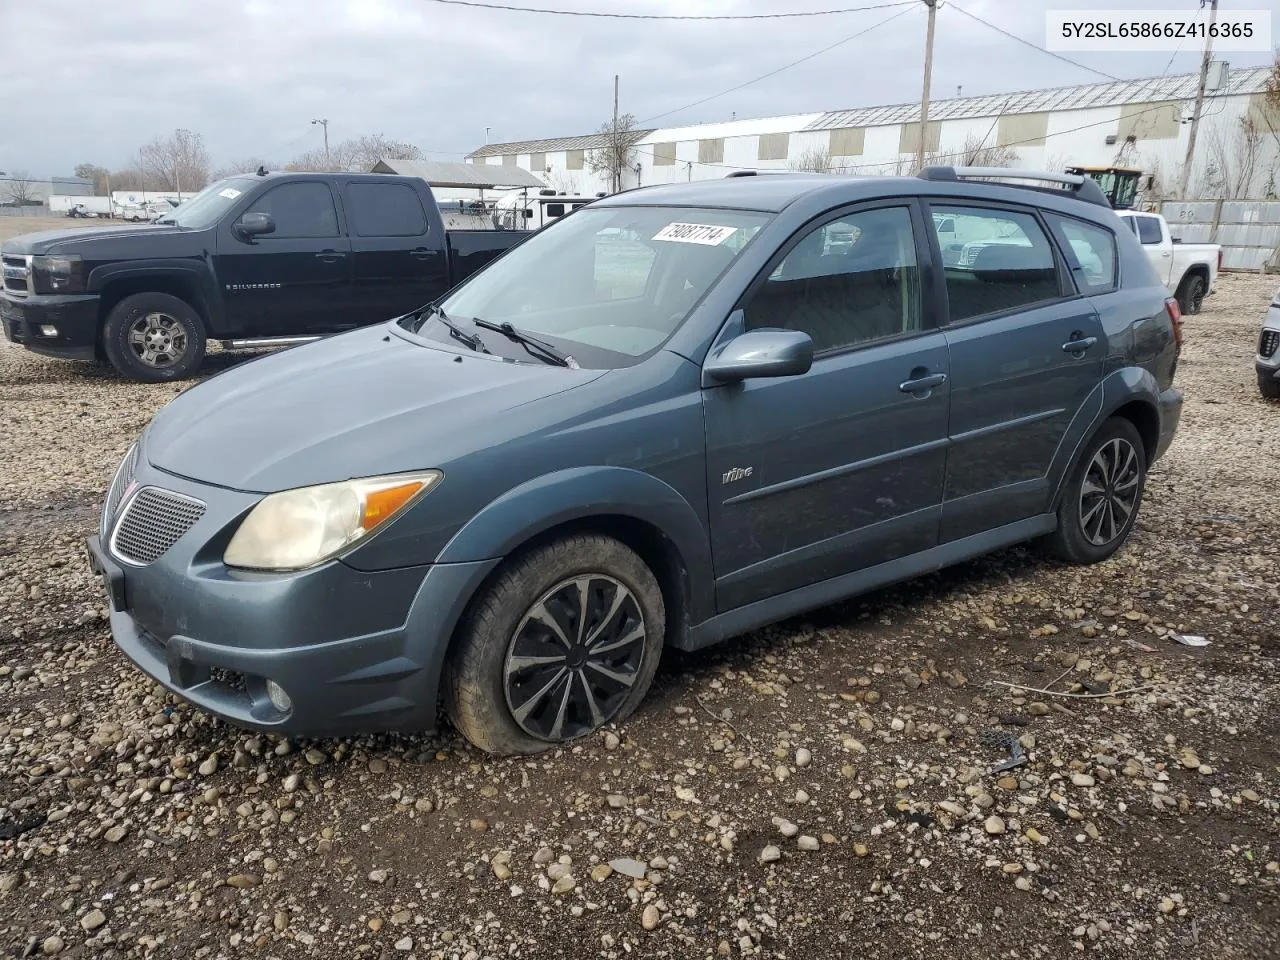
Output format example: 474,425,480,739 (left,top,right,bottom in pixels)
1176,273,1207,315
1260,369,1280,401
1038,417,1147,565
444,534,665,756
102,292,206,383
